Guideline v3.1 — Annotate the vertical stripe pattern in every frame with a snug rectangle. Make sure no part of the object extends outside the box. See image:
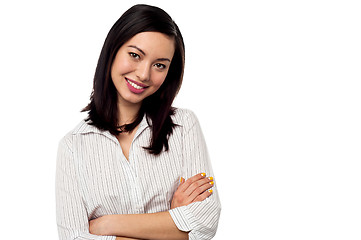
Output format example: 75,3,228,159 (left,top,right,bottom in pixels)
55,108,221,240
